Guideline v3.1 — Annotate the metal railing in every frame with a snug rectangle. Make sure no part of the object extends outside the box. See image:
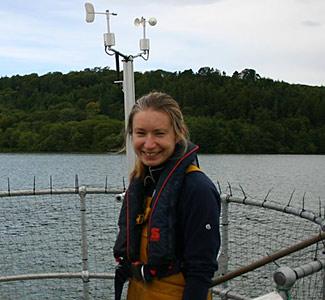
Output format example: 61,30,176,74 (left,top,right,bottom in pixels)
0,185,324,299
